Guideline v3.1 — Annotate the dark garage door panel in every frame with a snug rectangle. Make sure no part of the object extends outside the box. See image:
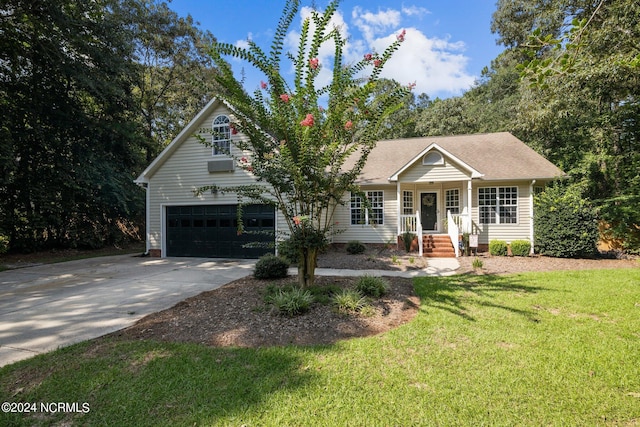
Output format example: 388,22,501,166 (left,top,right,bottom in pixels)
166,204,274,258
